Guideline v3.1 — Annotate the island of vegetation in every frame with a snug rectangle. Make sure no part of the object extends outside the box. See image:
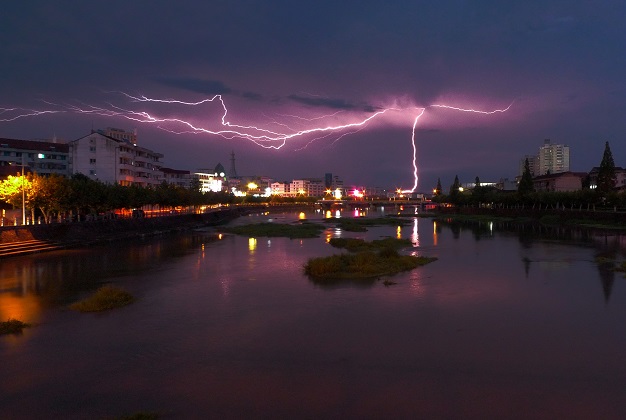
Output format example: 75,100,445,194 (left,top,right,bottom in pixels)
305,244,436,281
0,318,31,335
70,285,135,312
